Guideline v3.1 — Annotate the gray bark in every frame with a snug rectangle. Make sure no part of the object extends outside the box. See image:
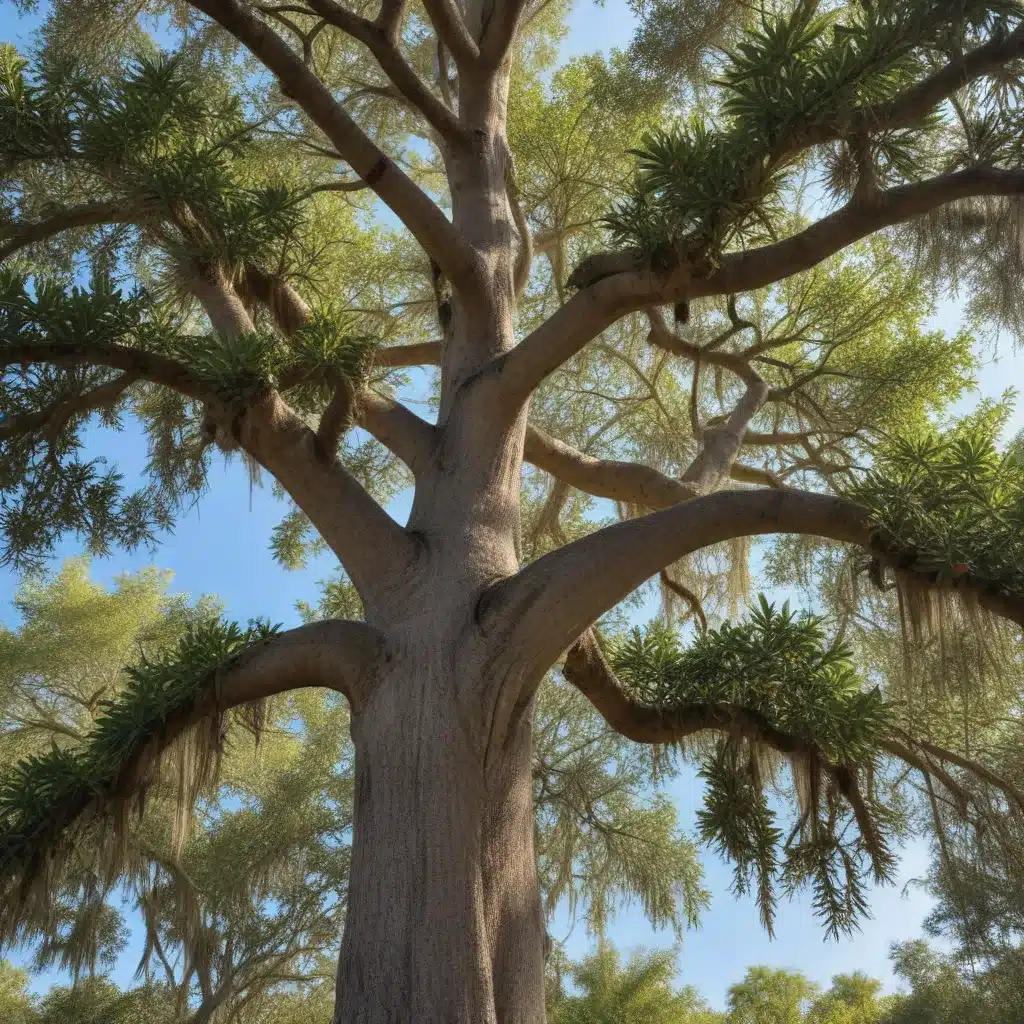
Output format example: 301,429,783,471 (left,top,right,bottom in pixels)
335,610,545,1023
